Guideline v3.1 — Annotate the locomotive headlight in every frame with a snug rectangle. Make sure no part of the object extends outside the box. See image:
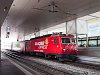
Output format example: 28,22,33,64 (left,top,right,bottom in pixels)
63,49,66,51
74,48,77,50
